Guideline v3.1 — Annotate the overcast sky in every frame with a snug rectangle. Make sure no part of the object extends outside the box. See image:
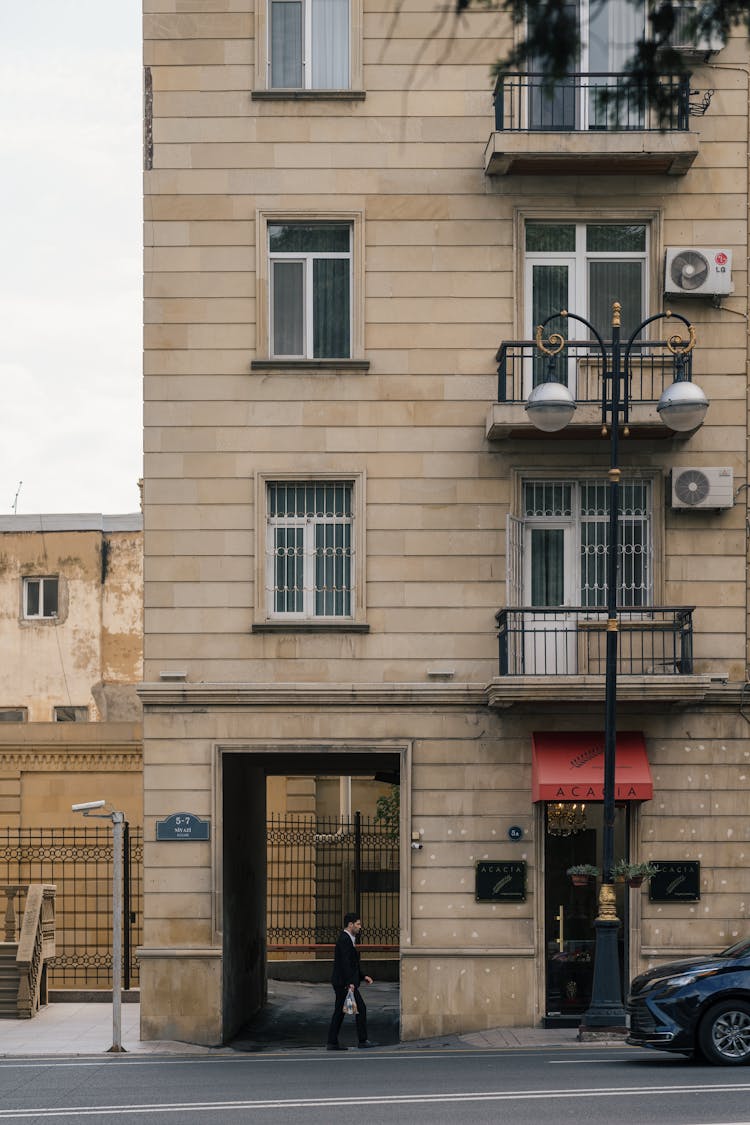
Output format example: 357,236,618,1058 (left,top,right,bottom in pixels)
0,2,142,516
